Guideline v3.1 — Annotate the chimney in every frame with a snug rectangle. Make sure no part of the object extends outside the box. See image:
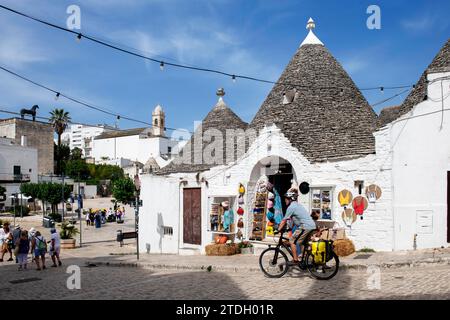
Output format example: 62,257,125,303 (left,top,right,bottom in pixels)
21,135,27,147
